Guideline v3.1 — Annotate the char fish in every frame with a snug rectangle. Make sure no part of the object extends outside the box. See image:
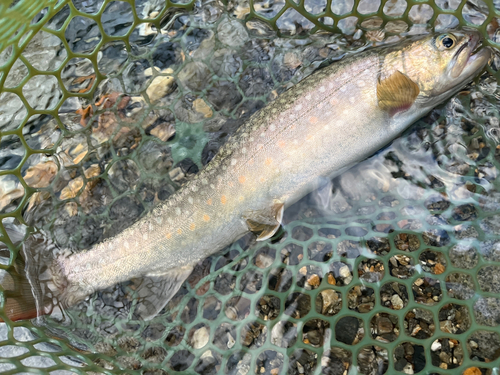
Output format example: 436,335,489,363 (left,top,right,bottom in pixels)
0,29,491,321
